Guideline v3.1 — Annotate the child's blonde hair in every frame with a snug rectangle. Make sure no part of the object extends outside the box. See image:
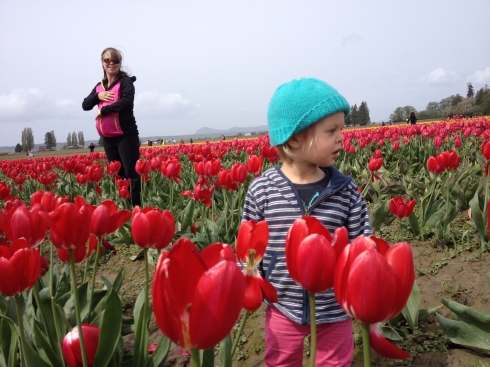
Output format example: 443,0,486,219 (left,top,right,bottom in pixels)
276,125,317,163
